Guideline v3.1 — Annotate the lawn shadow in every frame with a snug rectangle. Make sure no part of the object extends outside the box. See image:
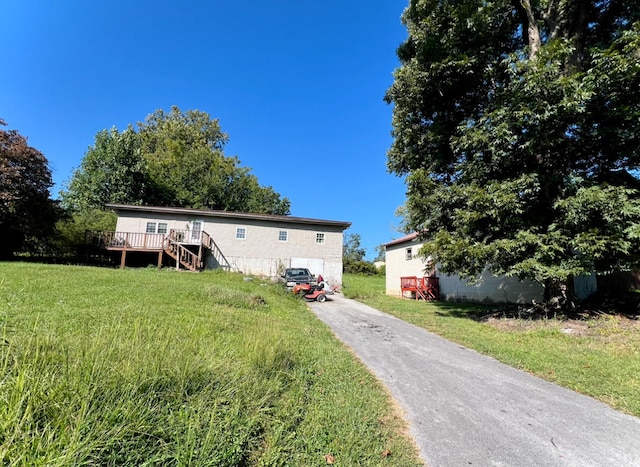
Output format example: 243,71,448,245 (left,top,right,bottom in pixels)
433,292,640,322
433,301,496,321
432,301,575,322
